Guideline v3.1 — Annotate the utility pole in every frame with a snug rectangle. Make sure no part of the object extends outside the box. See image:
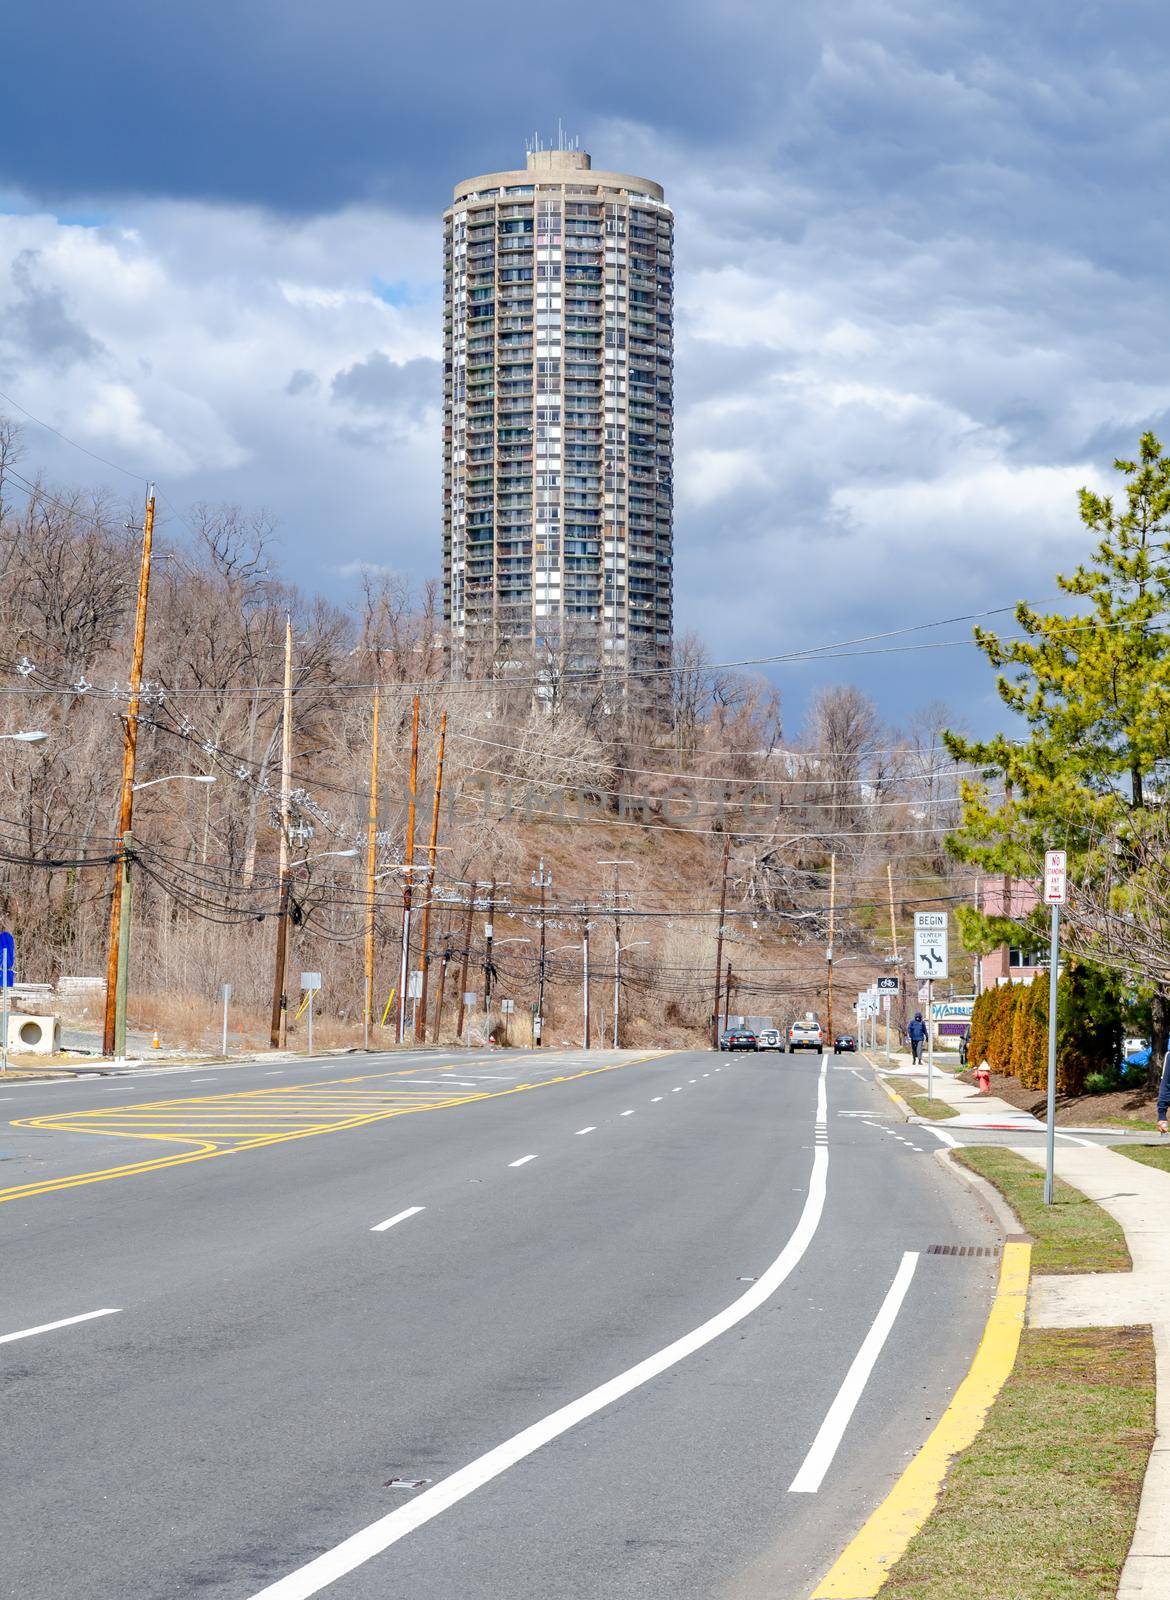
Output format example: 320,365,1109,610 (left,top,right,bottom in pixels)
103,484,156,1058
363,685,380,1051
269,614,294,1049
723,959,733,1029
455,888,476,1042
599,859,632,1048
415,709,447,1043
711,836,731,1049
483,876,497,1012
396,693,420,1044
532,857,552,1046
582,920,591,1048
827,851,836,1051
432,928,452,1041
